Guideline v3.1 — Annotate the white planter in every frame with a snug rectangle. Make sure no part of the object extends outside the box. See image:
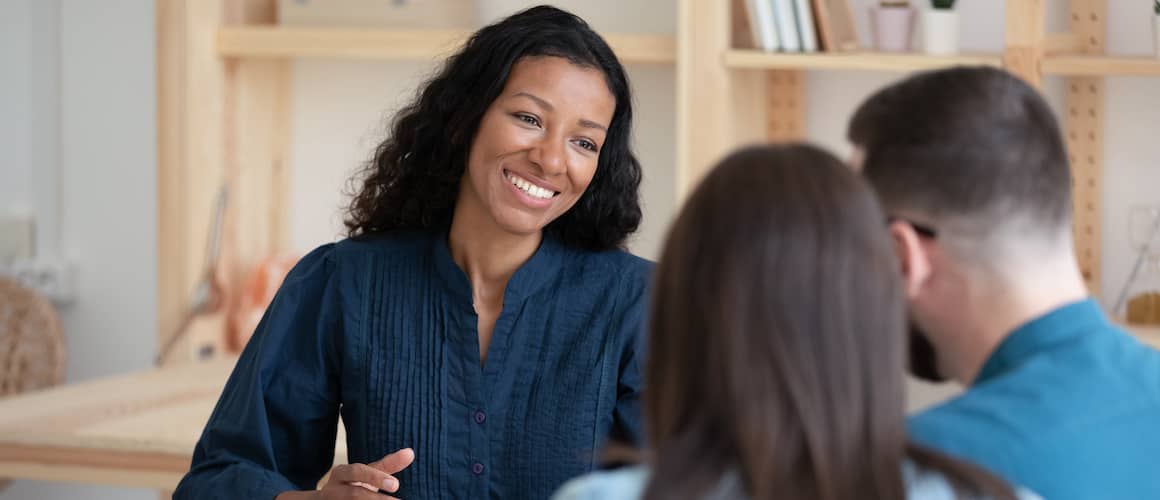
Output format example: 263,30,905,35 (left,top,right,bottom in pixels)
922,9,960,55
871,6,916,53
